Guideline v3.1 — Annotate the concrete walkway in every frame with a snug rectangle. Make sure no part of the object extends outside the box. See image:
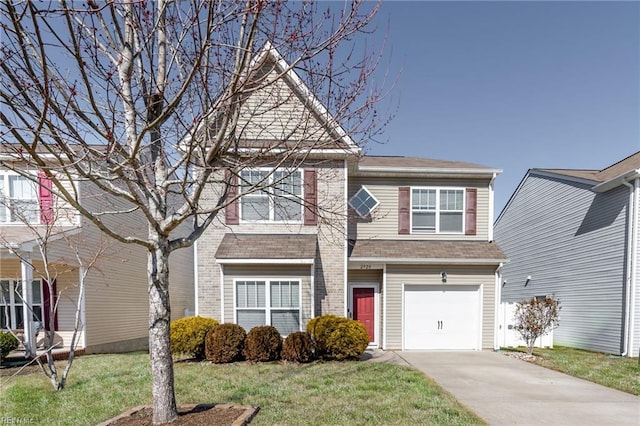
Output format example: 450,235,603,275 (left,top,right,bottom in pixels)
397,351,640,426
